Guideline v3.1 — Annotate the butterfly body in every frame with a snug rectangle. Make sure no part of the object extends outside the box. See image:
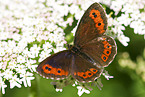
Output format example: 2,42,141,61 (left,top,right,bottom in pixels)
37,3,117,83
